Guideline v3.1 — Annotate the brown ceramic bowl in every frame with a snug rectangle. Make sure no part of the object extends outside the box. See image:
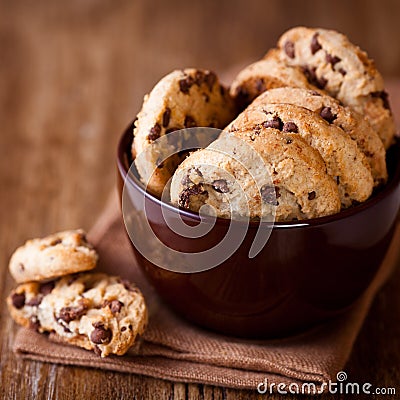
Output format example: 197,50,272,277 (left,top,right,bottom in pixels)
117,121,400,338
